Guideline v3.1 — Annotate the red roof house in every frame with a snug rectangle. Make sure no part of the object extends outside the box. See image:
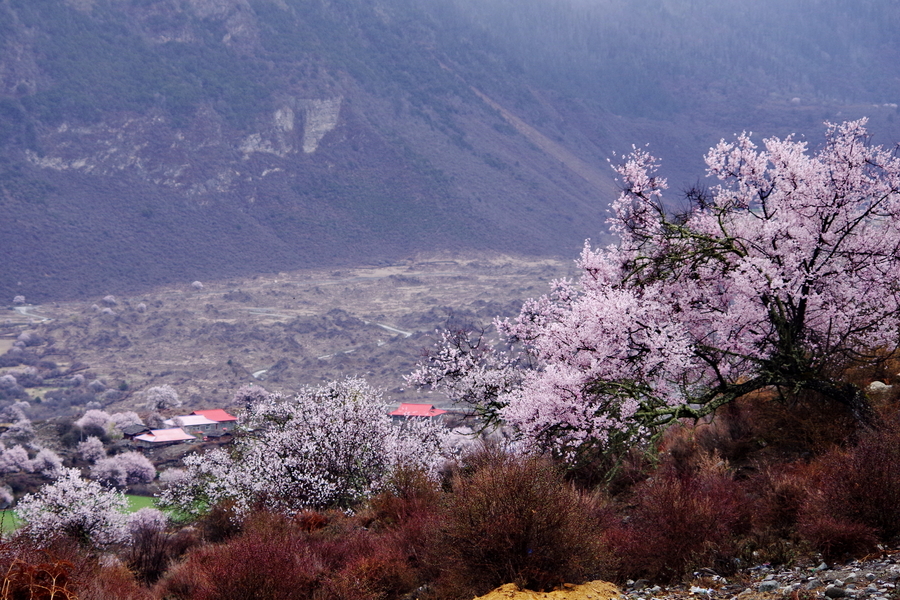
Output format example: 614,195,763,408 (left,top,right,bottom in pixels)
390,403,447,419
192,409,238,423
